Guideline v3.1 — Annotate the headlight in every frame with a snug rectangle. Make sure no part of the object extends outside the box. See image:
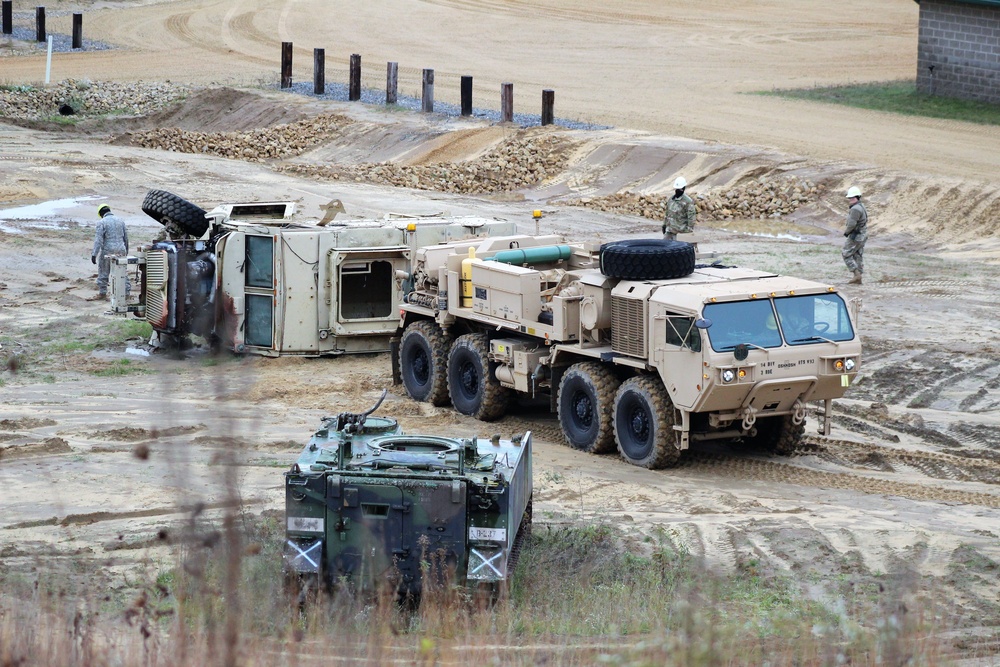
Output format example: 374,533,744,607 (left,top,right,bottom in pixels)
722,369,736,383
845,358,856,371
